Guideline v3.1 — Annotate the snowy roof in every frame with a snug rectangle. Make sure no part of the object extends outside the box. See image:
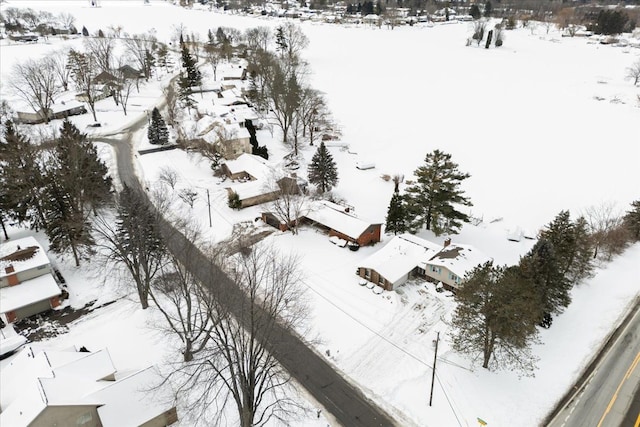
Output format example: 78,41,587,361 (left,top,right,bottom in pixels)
0,273,61,313
223,123,251,140
304,200,381,240
0,347,114,424
94,367,173,427
232,180,277,200
0,236,50,278
359,234,441,284
224,153,274,180
0,346,171,427
49,99,86,114
427,243,492,280
219,64,246,80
